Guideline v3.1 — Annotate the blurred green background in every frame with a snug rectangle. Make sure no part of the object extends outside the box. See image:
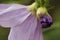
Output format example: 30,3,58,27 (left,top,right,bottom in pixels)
0,0,34,5
0,0,60,40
